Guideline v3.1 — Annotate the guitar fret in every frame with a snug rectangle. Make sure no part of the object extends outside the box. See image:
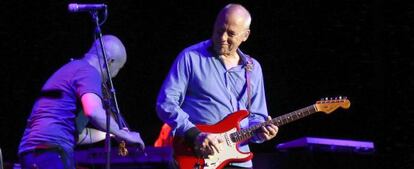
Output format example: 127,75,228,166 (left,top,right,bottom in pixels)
306,106,312,115
294,111,300,119
236,133,241,142
276,119,282,126
281,116,287,124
